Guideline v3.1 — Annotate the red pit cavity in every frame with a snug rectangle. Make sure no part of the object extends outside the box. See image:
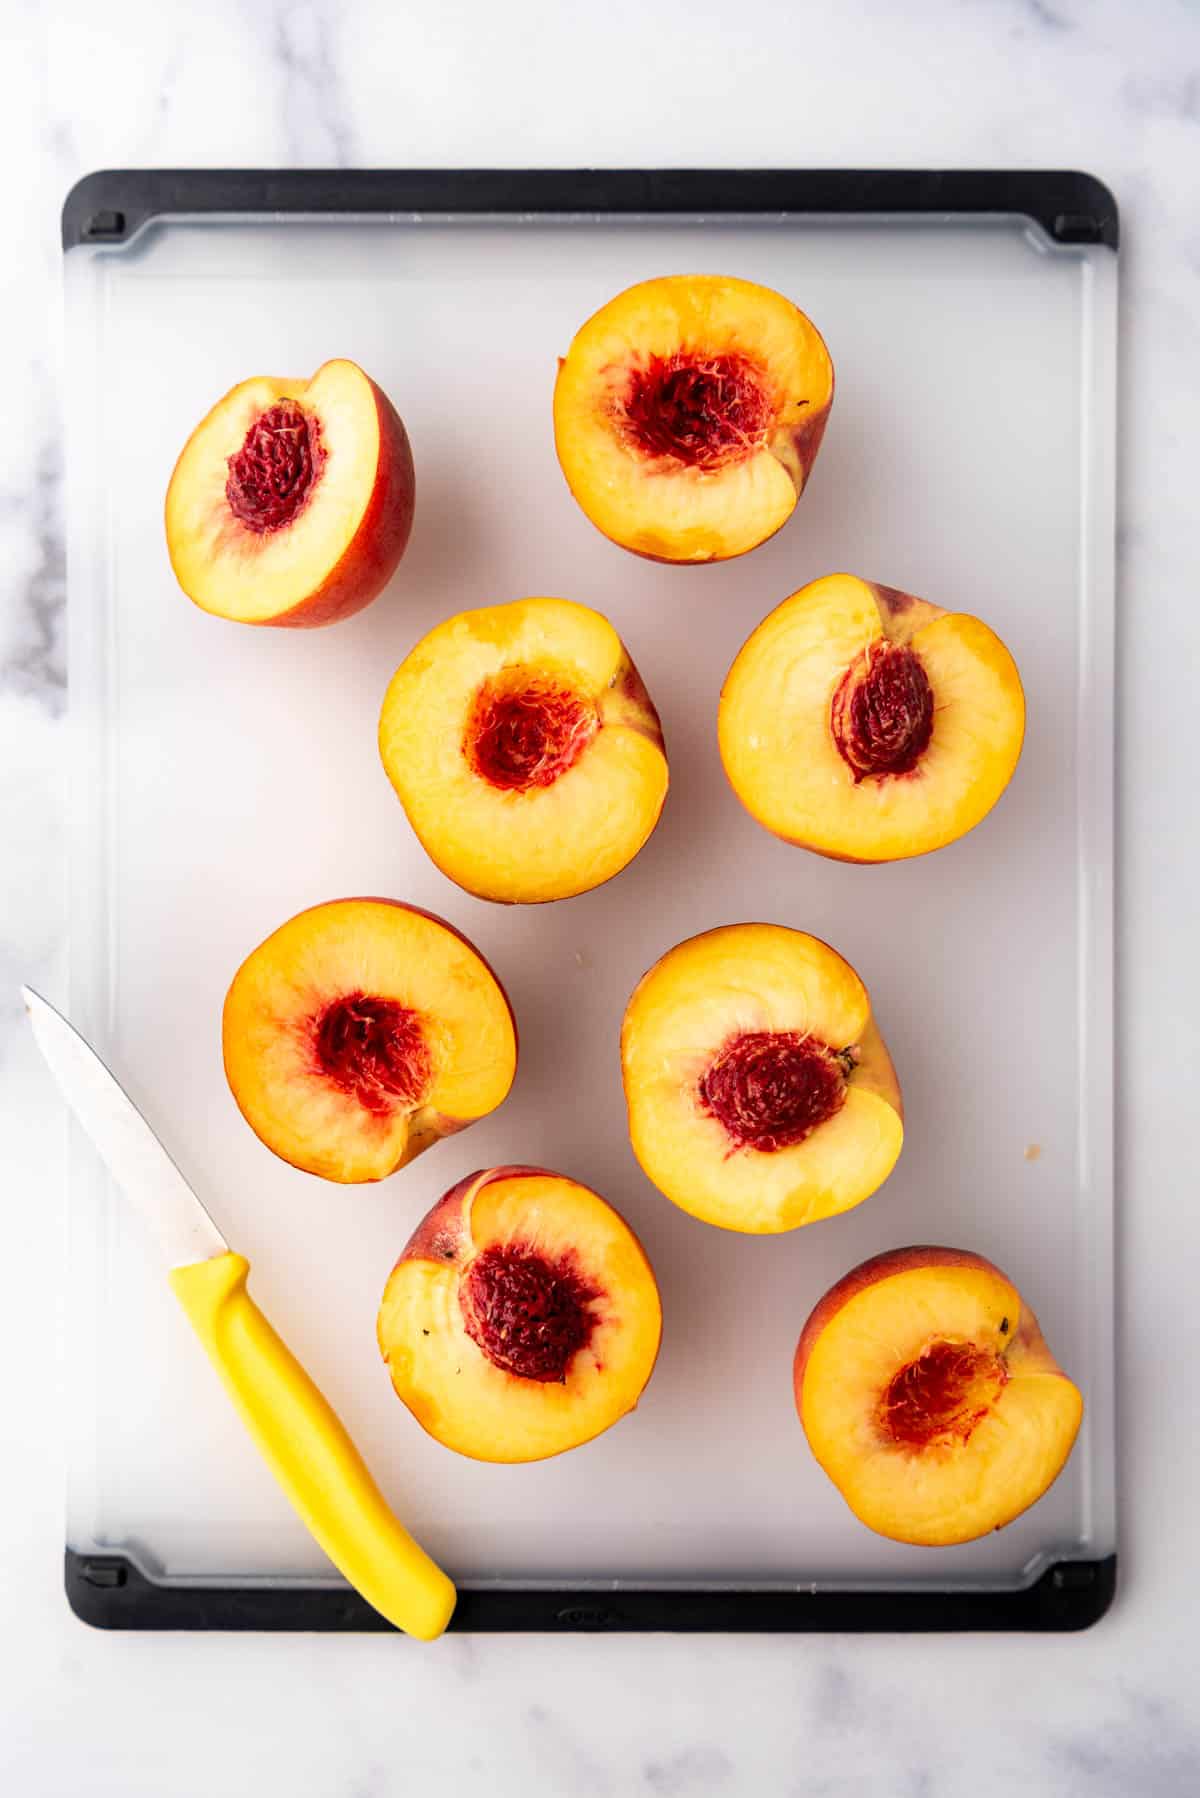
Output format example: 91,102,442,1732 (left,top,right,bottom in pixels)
226,399,325,533
466,673,596,792
314,994,431,1115
879,1341,1009,1449
622,351,772,471
831,642,934,782
699,1030,849,1153
461,1242,600,1383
